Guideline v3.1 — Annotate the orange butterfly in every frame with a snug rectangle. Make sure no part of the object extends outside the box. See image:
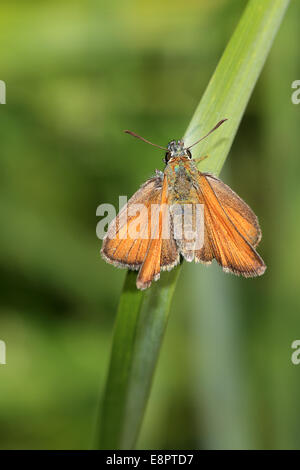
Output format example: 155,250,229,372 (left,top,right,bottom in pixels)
101,120,266,290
